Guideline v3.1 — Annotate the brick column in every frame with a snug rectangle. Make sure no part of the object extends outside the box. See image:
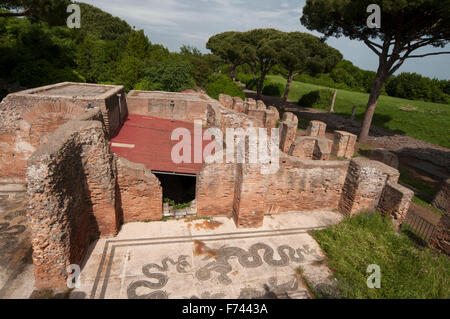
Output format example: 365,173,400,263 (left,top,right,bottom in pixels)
331,131,357,159
219,94,233,109
306,120,327,137
279,112,298,153
339,158,399,216
377,181,414,225
232,97,245,113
